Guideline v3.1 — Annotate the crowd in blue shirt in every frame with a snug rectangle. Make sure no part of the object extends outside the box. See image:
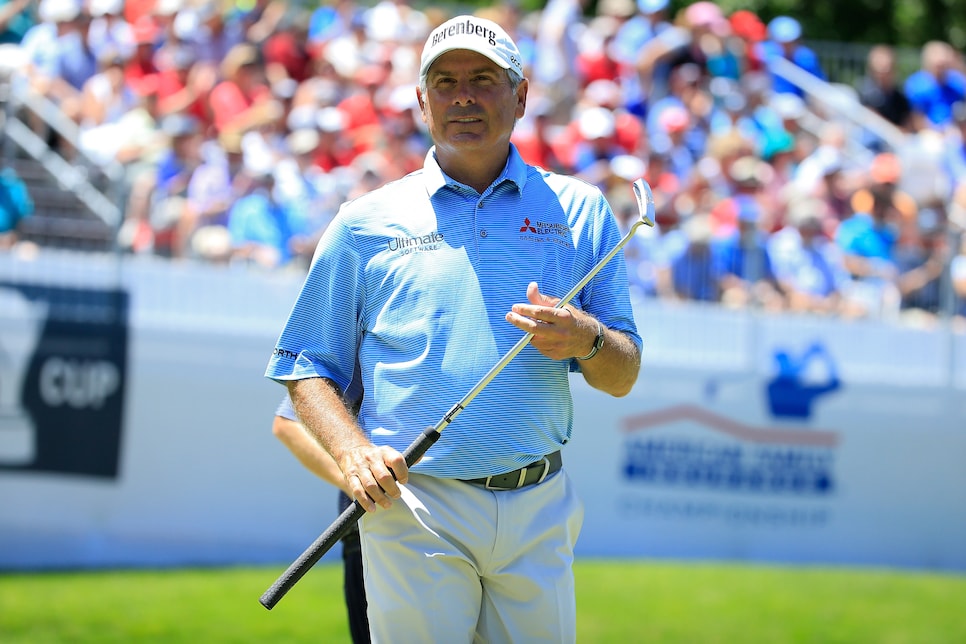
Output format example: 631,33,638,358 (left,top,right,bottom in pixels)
2,0,966,325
